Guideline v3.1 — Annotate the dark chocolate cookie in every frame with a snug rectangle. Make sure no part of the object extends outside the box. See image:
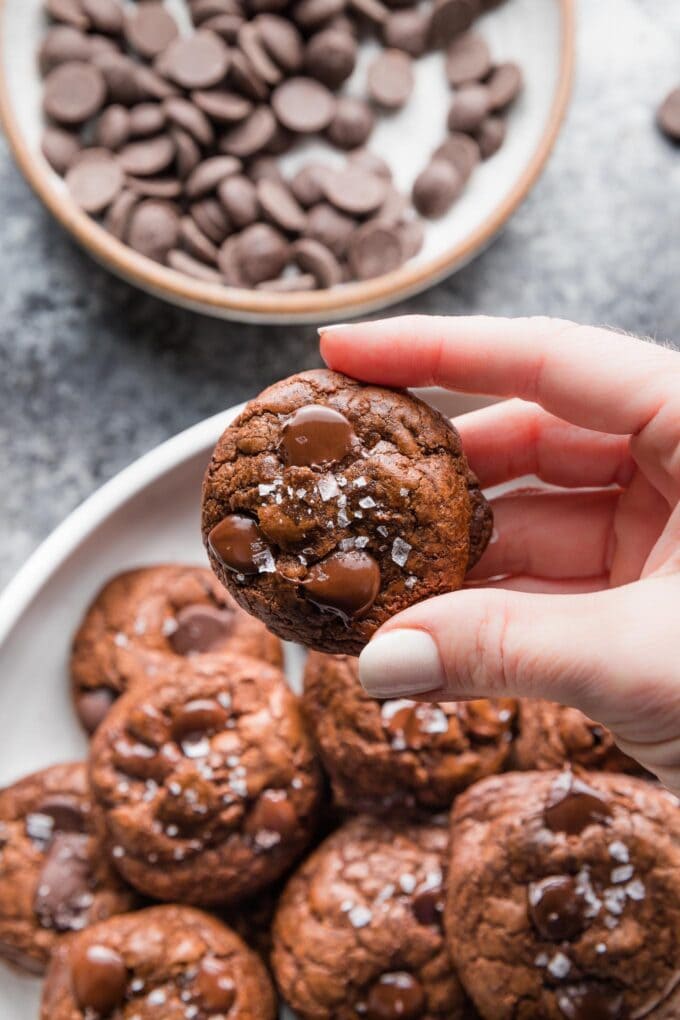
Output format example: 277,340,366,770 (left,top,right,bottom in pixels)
272,814,476,1019
303,652,517,813
513,700,646,776
0,762,136,974
446,770,680,1019
89,653,322,906
202,369,492,655
71,564,283,734
41,904,276,1020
